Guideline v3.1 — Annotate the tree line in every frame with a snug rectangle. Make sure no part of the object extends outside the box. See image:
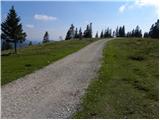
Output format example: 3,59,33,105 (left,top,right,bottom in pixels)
126,25,142,37
144,19,159,38
65,23,92,40
1,6,159,53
